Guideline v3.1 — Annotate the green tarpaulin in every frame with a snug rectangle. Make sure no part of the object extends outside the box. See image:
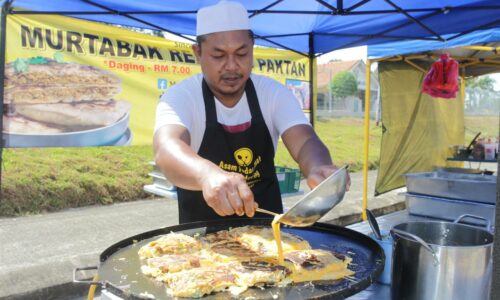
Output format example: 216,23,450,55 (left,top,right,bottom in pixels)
375,61,464,195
